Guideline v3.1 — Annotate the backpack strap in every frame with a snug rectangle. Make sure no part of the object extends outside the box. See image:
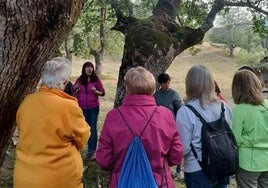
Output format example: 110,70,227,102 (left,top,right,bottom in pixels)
185,104,203,167
185,104,208,124
186,102,225,123
117,107,157,138
221,102,225,119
